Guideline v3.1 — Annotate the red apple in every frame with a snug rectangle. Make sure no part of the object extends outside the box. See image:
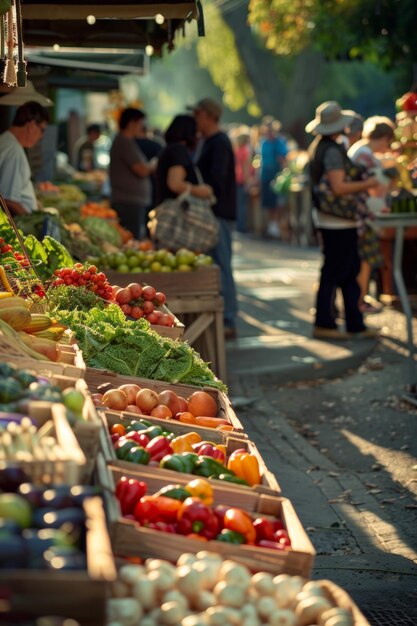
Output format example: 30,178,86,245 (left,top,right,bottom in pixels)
158,389,181,416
